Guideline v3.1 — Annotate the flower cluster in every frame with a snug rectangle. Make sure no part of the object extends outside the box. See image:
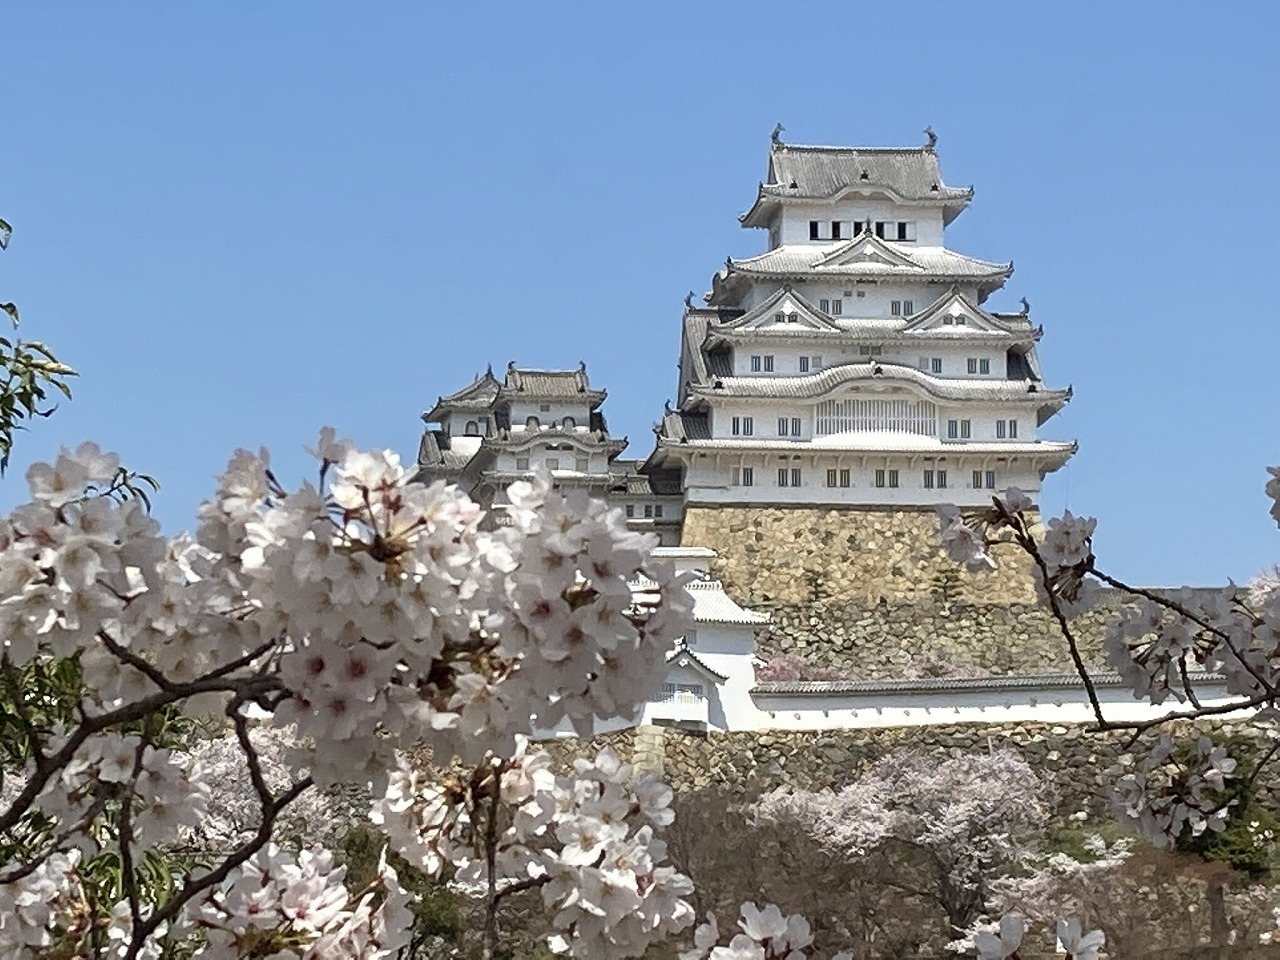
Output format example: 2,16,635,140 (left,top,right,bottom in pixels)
0,434,694,956
682,902,850,960
0,850,87,957
372,743,693,958
965,913,1103,960
1108,734,1237,844
180,844,412,958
